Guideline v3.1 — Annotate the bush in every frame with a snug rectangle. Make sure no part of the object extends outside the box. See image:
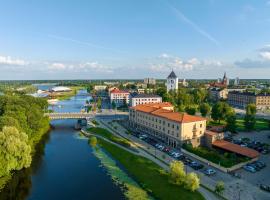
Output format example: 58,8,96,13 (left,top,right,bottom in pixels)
182,143,248,167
